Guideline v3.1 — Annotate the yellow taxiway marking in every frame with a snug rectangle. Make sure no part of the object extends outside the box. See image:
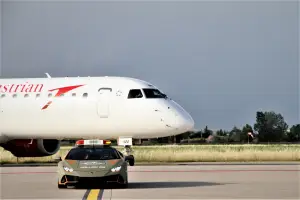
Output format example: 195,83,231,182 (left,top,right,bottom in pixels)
87,189,100,200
